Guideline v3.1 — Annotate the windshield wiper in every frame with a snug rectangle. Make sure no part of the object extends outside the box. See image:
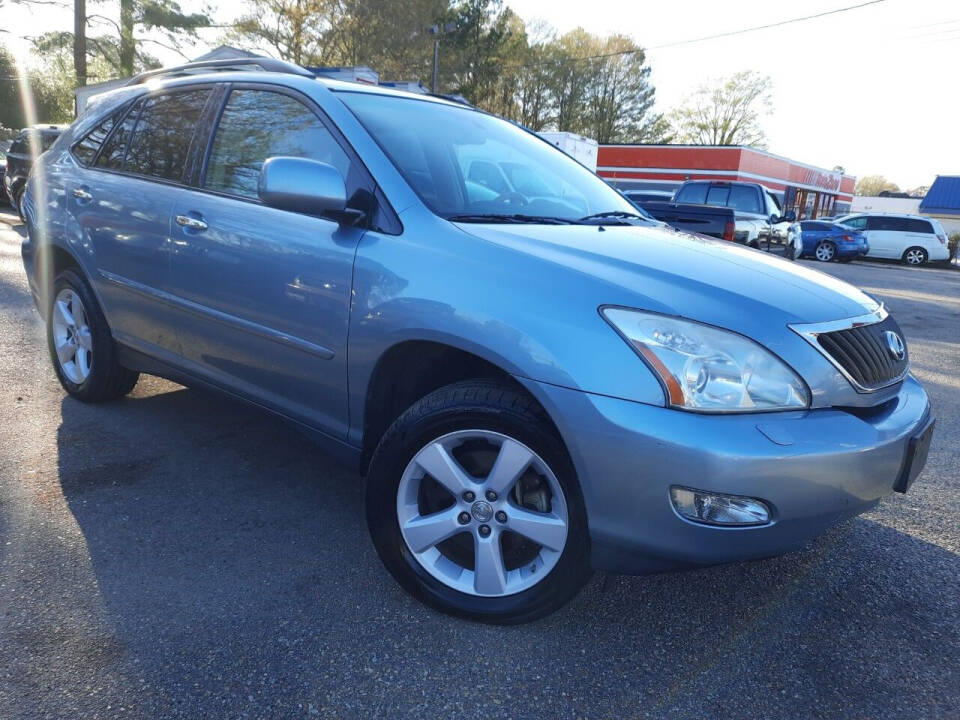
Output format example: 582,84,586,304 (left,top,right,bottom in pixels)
577,210,649,224
446,213,576,225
